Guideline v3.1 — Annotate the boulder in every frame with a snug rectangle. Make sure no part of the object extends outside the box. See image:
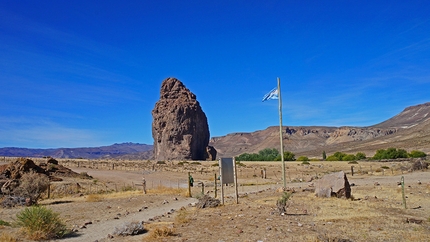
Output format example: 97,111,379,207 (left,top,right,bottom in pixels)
152,77,212,161
315,171,351,198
